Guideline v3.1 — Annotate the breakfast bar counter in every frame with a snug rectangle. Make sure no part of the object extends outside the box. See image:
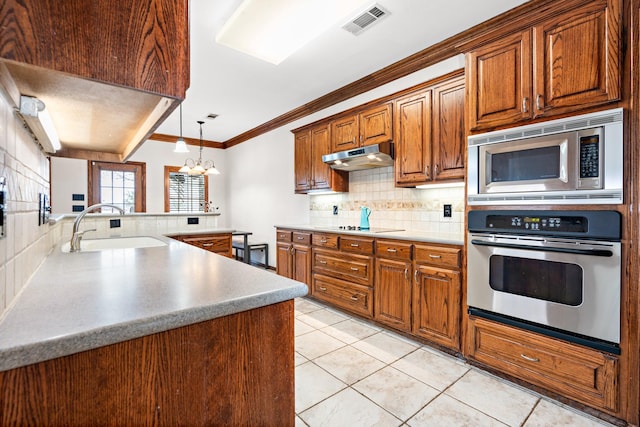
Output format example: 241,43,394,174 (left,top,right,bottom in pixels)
0,235,307,425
